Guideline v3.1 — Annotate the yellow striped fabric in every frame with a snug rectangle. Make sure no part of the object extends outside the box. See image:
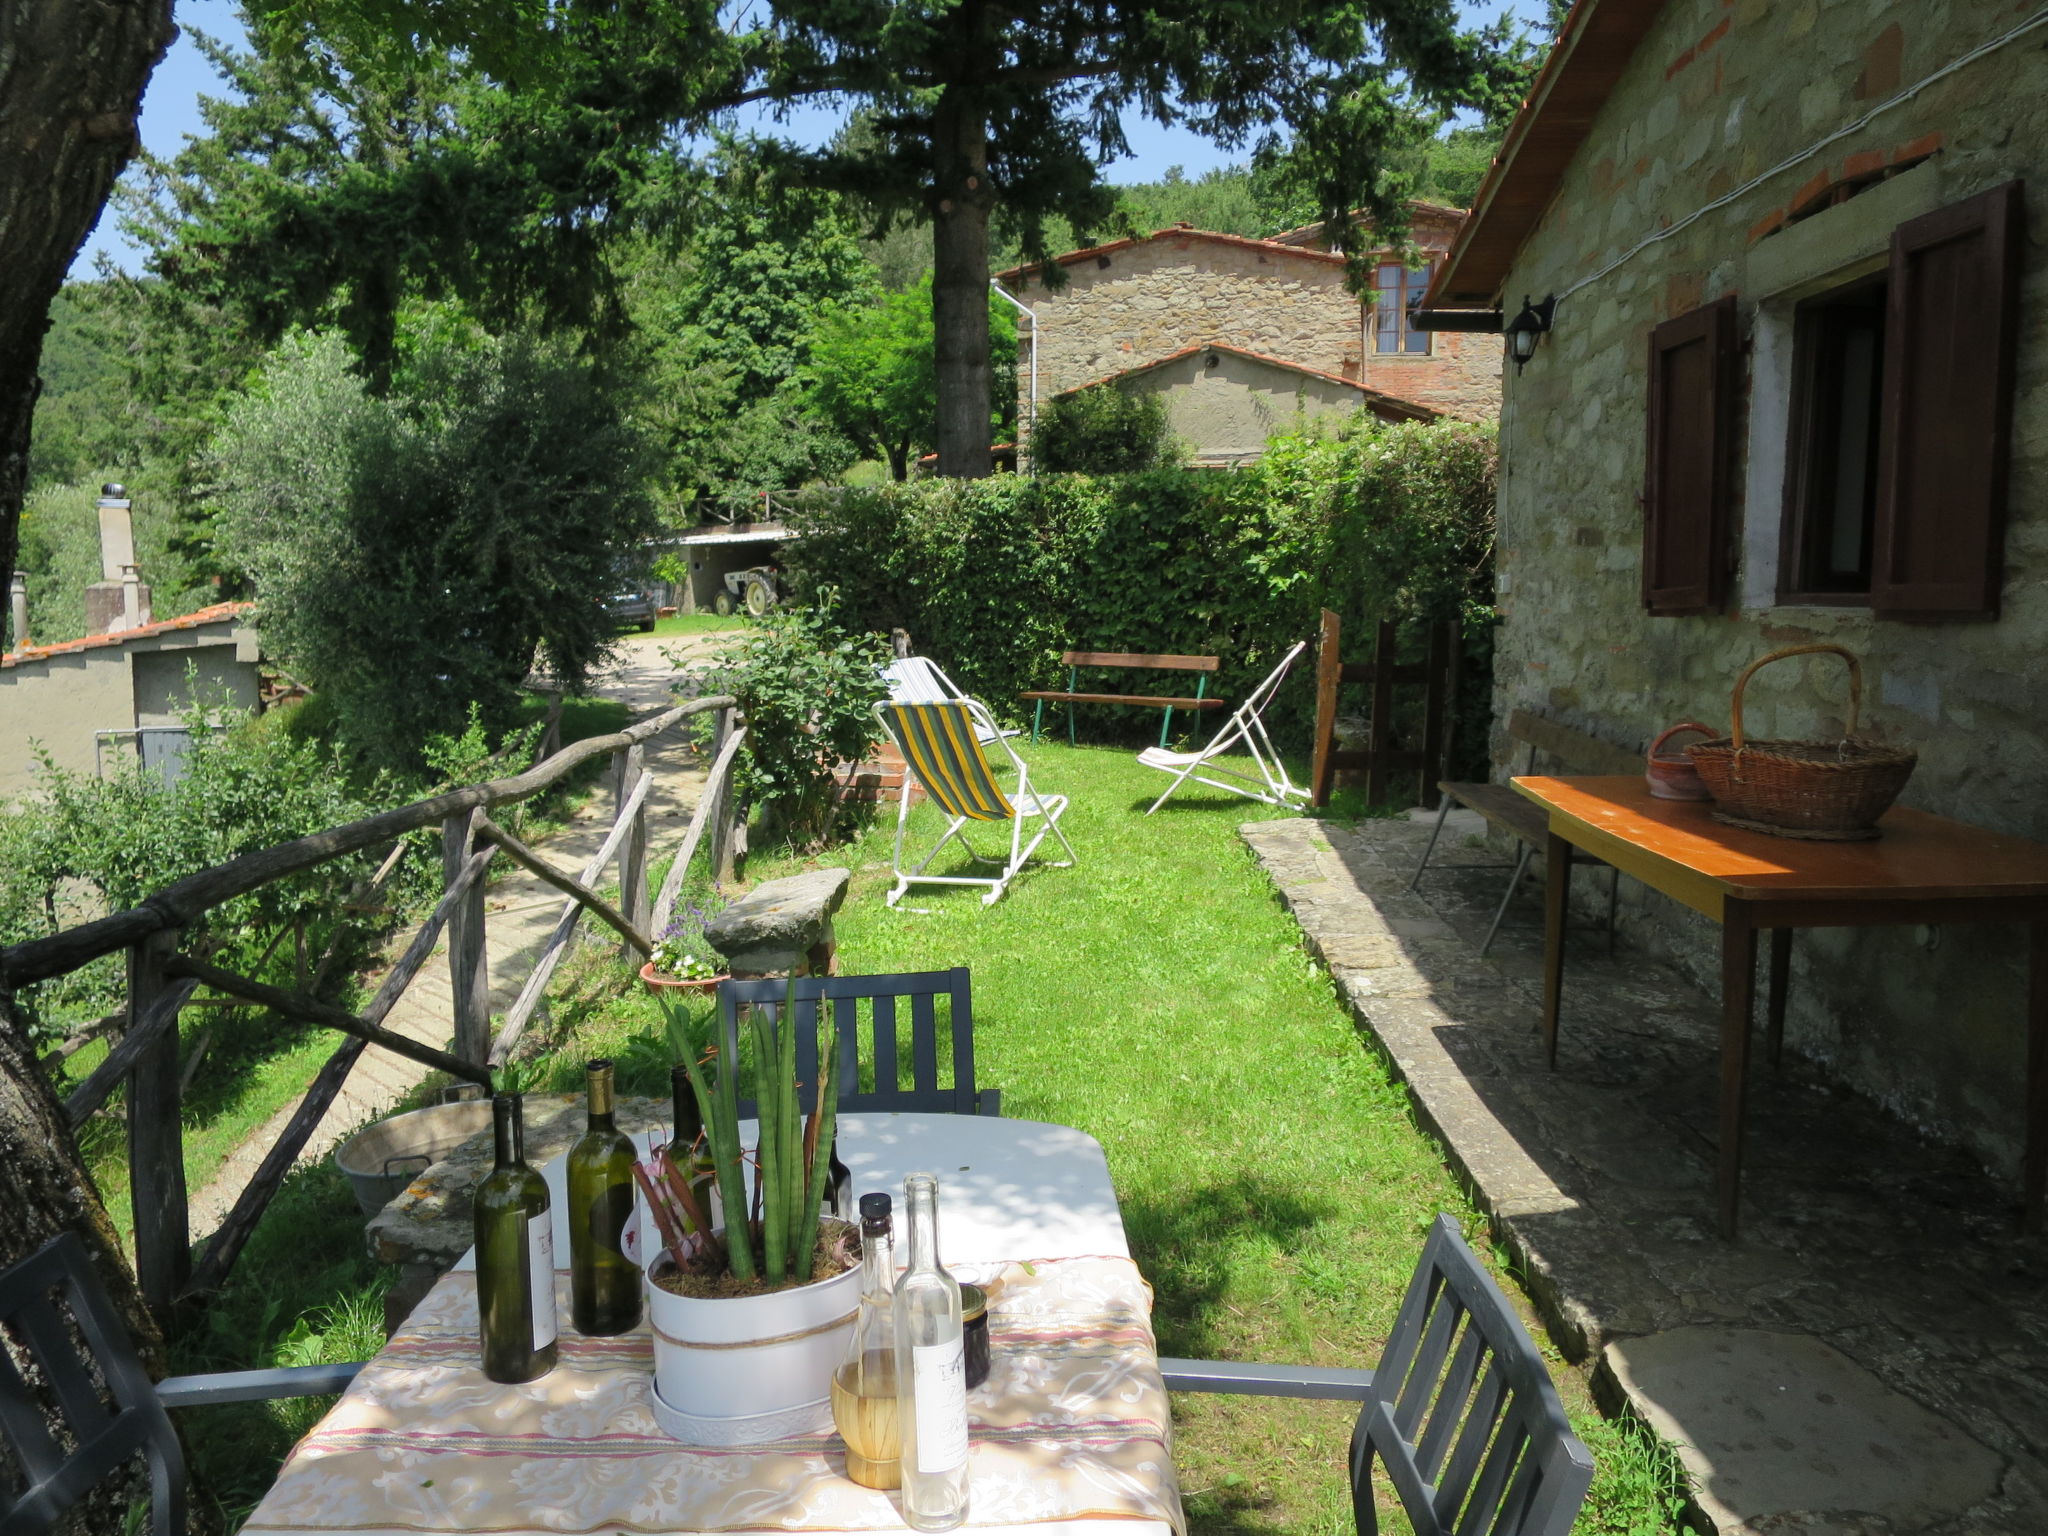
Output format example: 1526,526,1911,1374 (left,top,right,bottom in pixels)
880,703,1014,822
